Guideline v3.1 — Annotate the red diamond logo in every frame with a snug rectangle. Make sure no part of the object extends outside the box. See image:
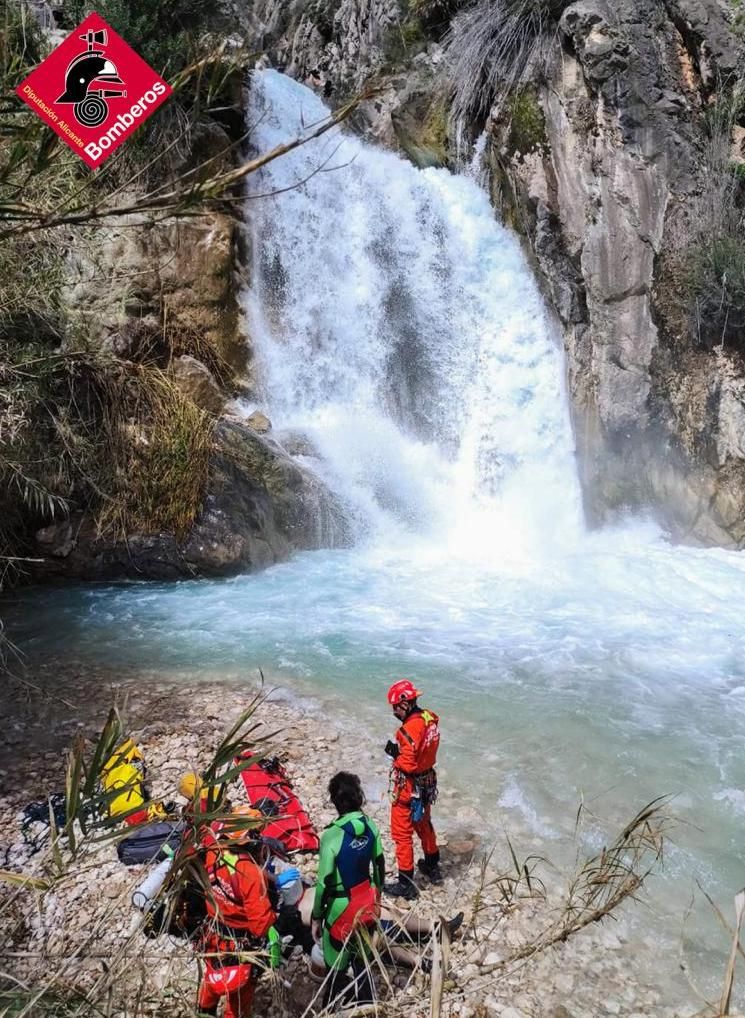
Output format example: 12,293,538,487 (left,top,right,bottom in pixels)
16,12,173,168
